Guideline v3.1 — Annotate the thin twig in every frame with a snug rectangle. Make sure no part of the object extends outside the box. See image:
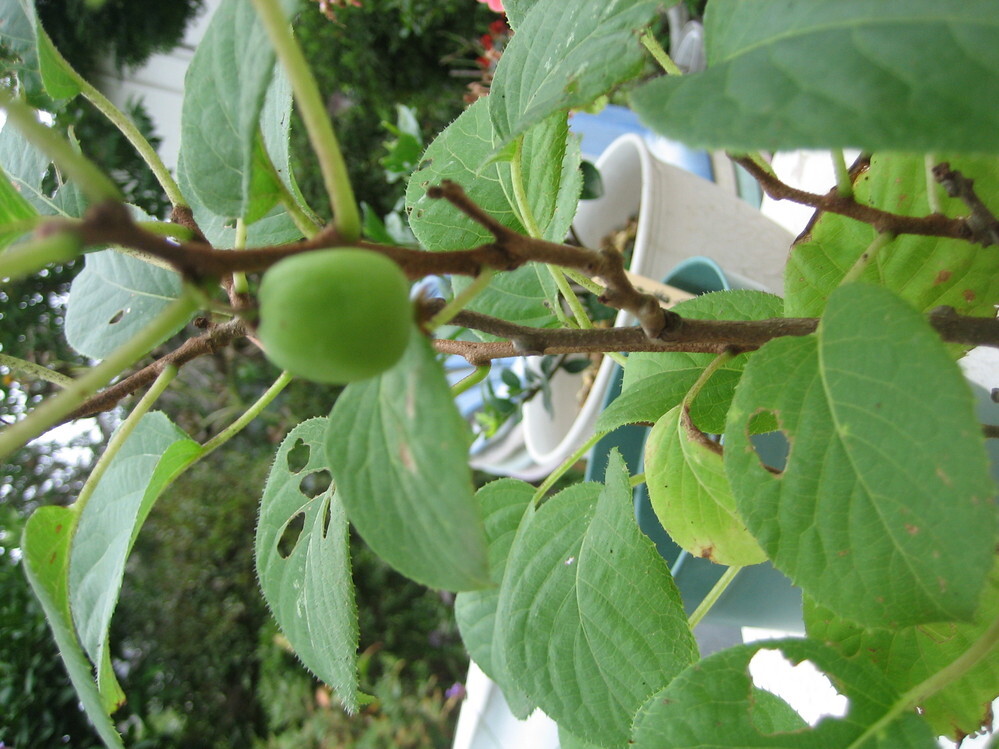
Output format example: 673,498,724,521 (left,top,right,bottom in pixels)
932,162,999,247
